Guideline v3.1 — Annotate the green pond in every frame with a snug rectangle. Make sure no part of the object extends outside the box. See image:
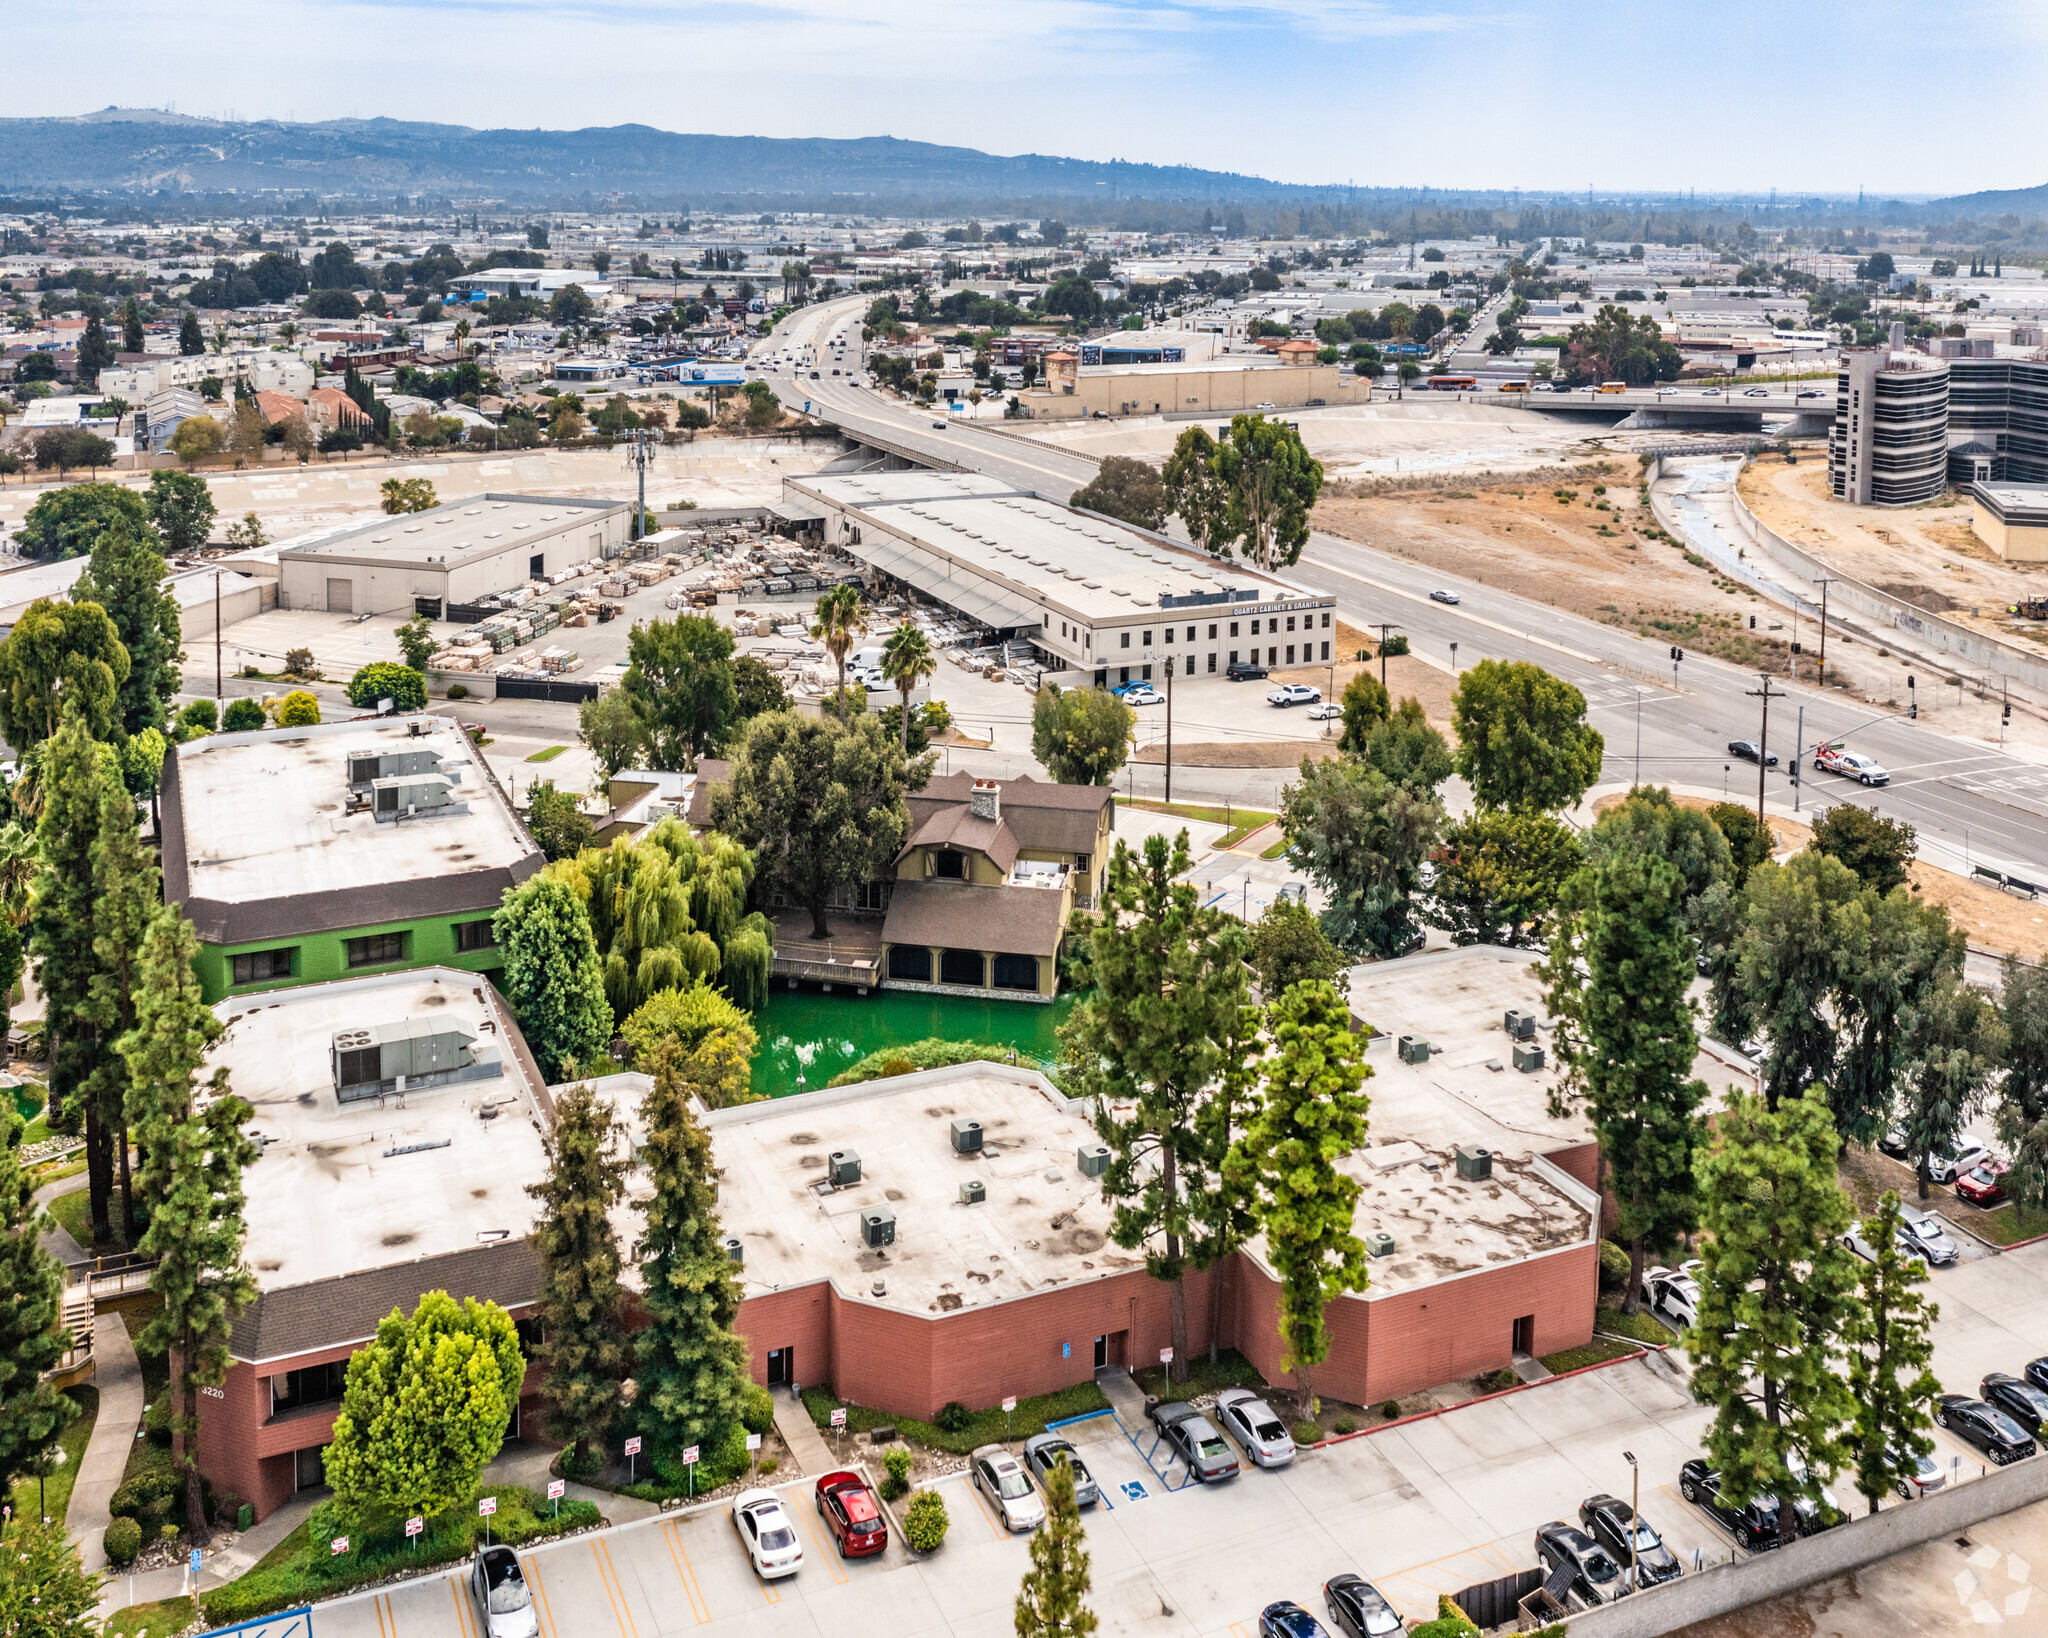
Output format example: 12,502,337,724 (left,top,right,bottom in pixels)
751,987,1079,1098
